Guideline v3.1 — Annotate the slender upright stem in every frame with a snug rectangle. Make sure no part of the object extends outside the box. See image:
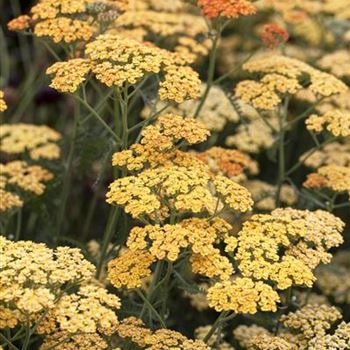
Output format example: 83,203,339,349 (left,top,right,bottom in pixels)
55,95,80,240
193,33,220,118
136,290,167,328
203,311,231,343
96,207,120,279
15,209,22,241
275,98,289,207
